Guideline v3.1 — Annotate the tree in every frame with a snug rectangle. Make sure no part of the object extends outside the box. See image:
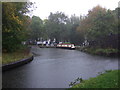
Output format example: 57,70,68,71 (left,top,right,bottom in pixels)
66,14,84,45
44,13,84,45
29,16,44,40
77,5,118,48
2,2,33,52
45,12,68,42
